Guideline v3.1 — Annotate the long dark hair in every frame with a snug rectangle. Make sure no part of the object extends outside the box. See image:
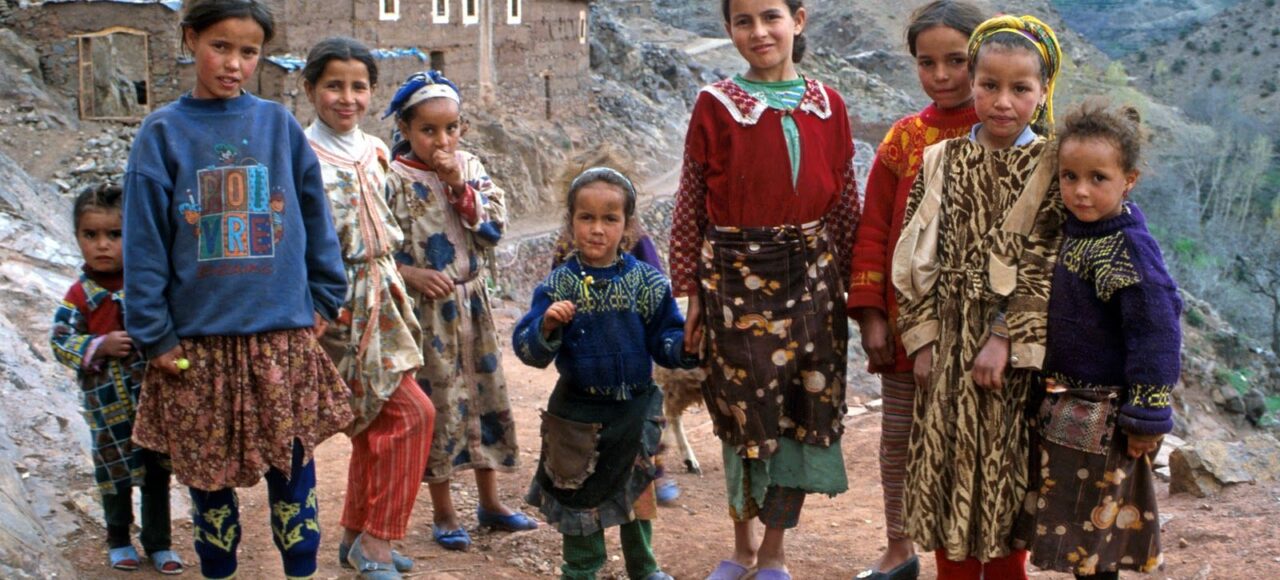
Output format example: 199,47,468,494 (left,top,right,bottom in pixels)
302,37,379,88
906,1,985,57
721,0,807,63
181,0,275,44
